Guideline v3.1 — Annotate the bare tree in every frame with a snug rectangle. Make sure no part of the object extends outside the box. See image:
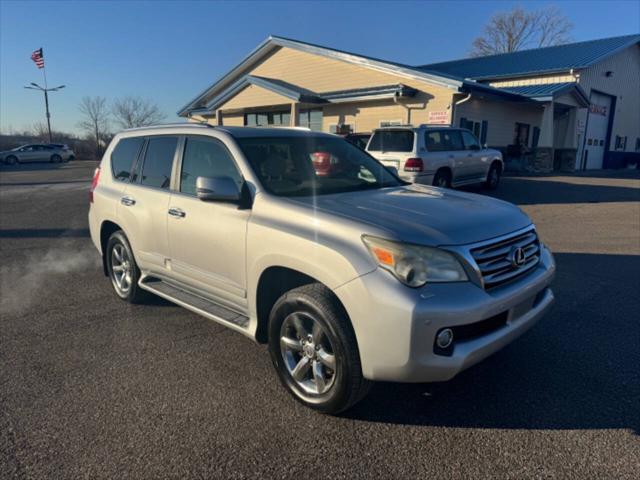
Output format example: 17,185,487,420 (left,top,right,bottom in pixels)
31,122,50,141
111,96,166,129
78,96,110,156
470,6,573,57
